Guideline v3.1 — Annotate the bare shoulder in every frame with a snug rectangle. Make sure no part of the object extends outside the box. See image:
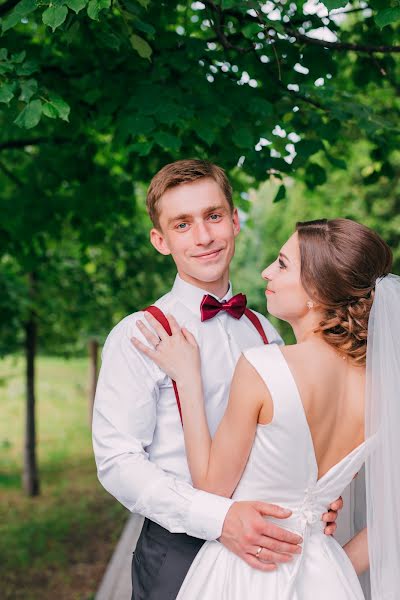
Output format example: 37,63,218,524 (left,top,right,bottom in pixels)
279,342,328,386
237,353,274,424
280,343,313,367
